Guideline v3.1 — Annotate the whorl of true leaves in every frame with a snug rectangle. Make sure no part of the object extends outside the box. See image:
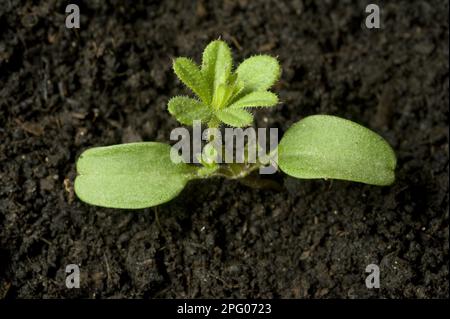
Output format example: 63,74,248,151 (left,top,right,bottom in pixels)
169,40,280,128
